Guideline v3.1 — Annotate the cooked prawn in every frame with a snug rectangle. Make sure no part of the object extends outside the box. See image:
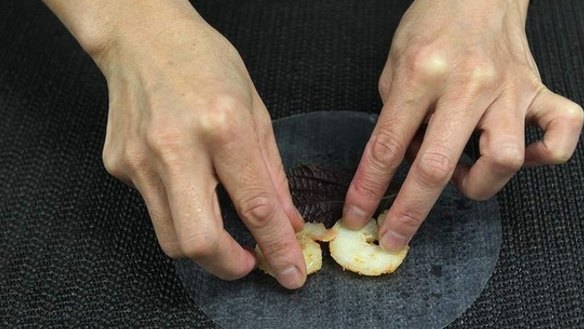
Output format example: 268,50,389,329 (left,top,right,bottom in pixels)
257,212,409,278
256,222,335,276
329,213,409,276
